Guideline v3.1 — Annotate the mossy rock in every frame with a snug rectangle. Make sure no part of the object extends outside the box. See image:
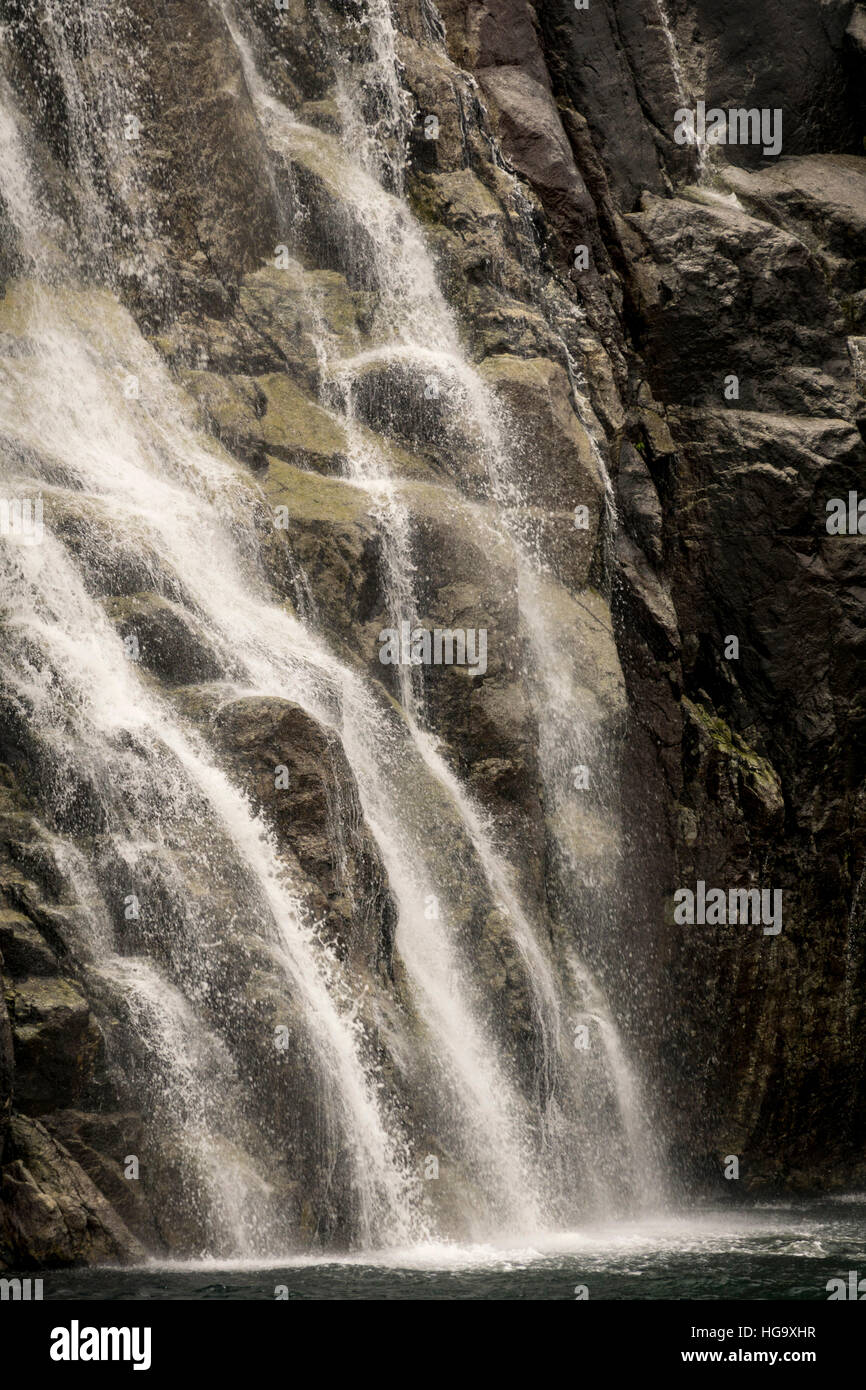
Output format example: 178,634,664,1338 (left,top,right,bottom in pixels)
682,698,784,830
479,354,606,519
262,458,386,648
256,374,347,470
5,975,102,1112
176,369,268,469
240,262,373,359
